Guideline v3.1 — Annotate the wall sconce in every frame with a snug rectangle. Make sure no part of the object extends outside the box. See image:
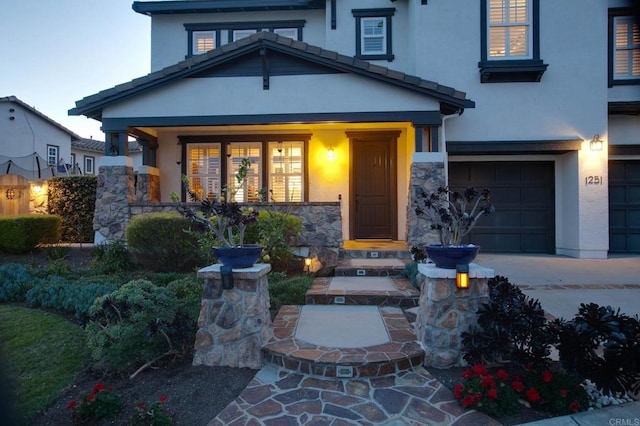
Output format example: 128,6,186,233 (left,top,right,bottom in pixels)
456,264,469,289
5,188,16,200
33,184,43,193
327,147,335,161
590,134,603,152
